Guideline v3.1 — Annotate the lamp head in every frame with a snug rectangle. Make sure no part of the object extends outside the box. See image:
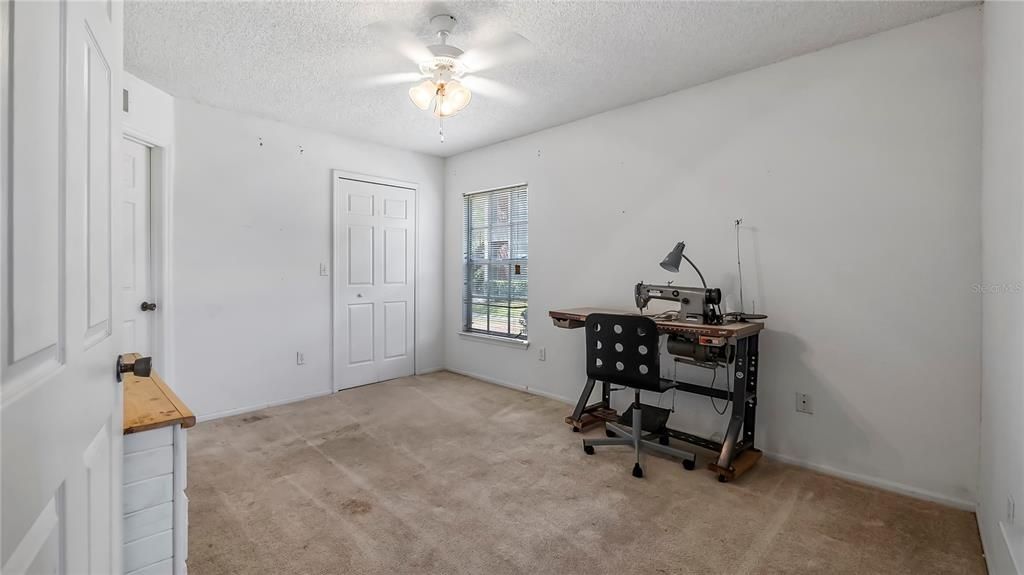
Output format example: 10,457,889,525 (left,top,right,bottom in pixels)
660,241,686,273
